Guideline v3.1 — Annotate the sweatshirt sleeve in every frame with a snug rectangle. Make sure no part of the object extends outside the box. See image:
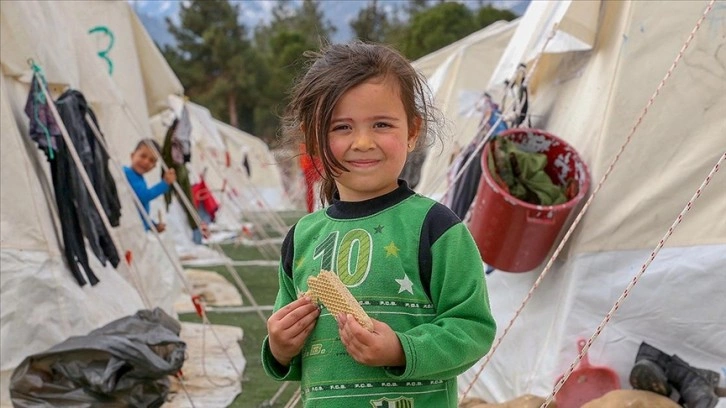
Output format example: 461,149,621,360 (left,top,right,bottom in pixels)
261,225,303,381
386,222,496,380
139,180,170,203
124,167,169,204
